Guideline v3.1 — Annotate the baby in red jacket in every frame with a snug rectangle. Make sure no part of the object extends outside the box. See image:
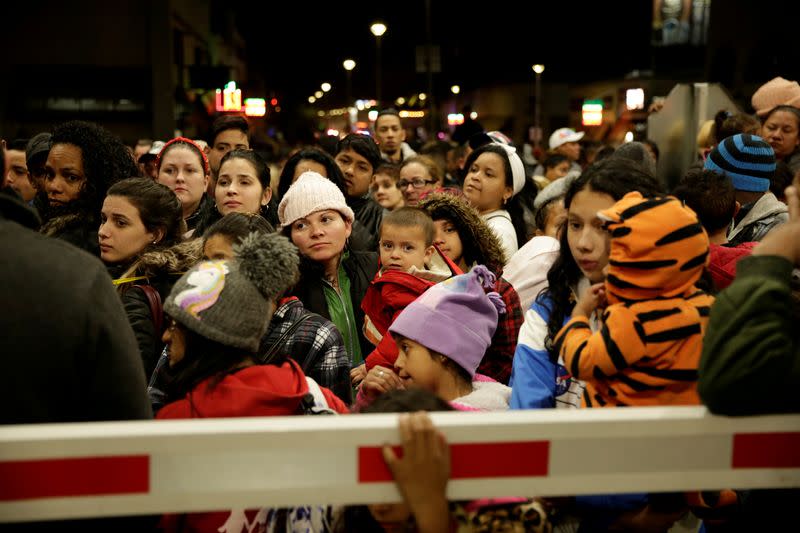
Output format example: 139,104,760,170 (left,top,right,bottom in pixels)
353,207,461,385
